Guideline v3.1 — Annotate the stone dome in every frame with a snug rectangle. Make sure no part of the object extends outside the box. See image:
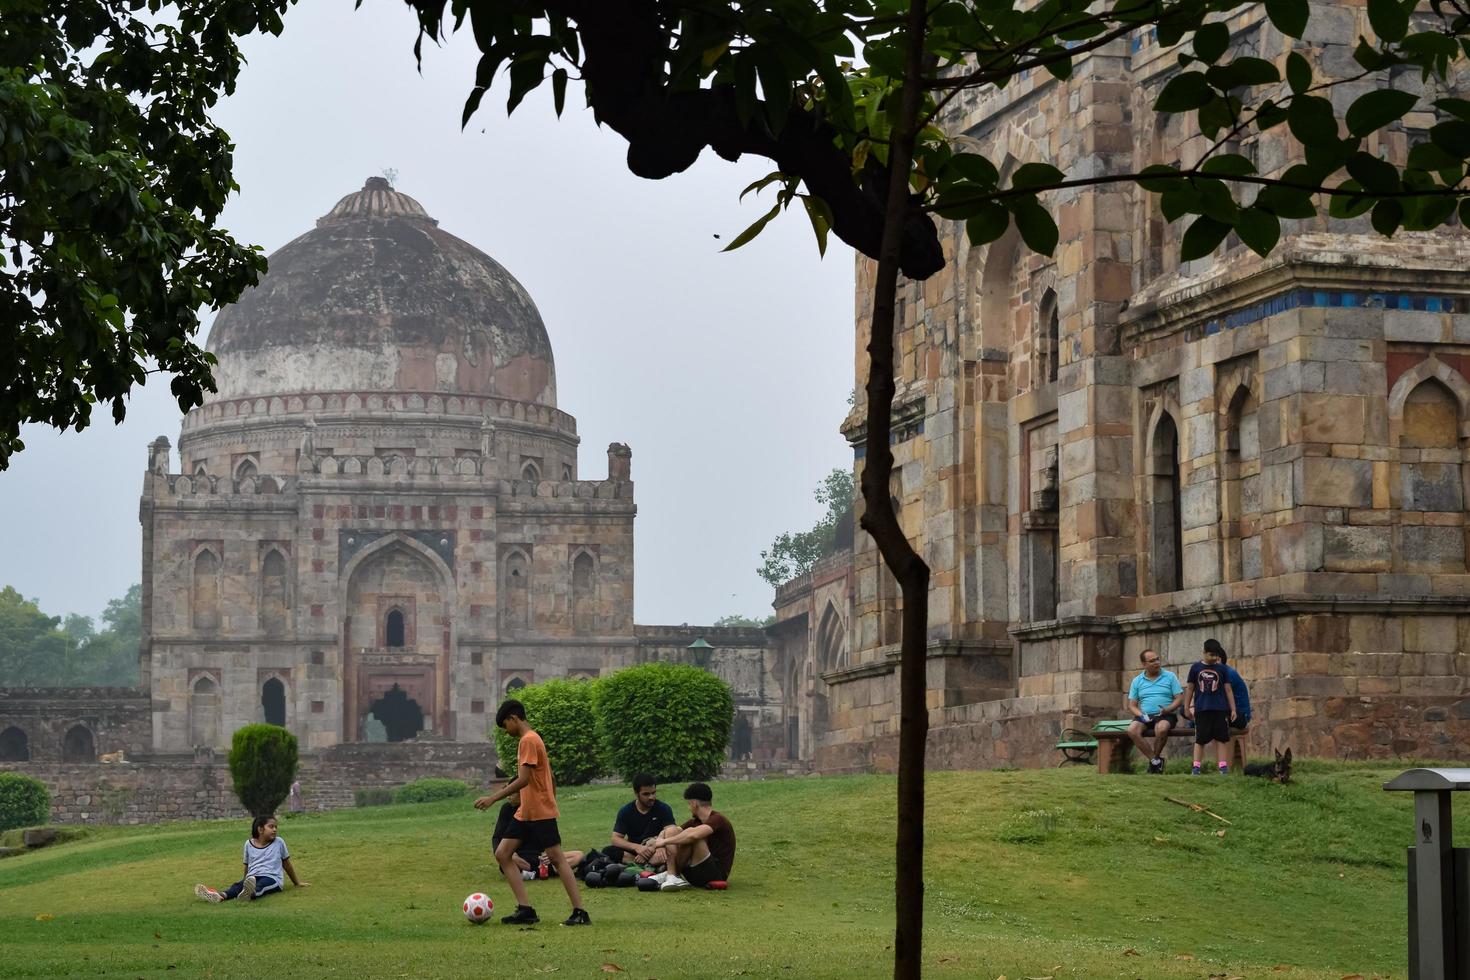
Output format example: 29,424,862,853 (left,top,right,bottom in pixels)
205,177,556,406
